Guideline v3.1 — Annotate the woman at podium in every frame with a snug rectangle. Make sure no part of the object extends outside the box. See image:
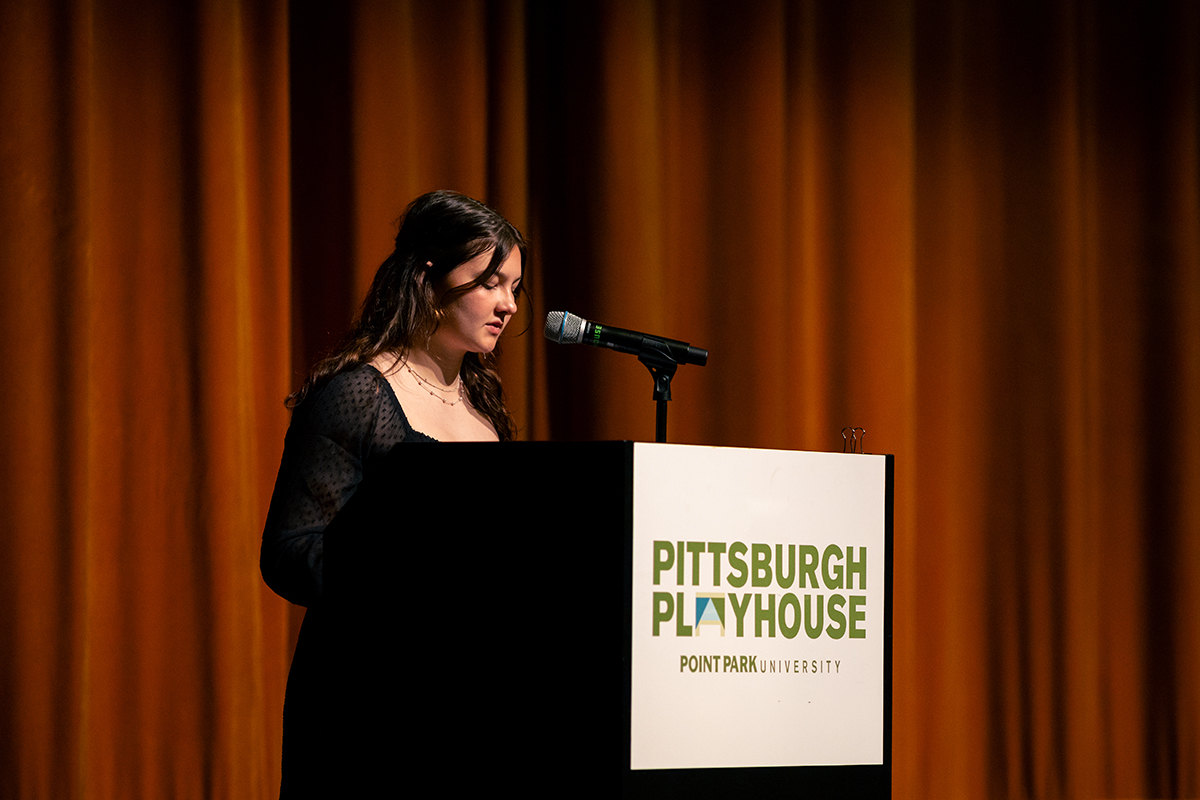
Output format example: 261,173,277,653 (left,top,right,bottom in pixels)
258,190,526,795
